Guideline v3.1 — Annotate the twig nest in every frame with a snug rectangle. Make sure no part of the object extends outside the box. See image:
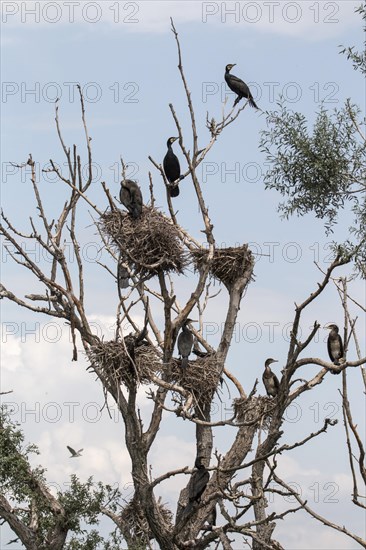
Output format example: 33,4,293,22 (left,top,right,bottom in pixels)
191,244,254,290
100,207,188,278
234,395,275,430
164,355,221,404
121,497,173,543
87,340,161,388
